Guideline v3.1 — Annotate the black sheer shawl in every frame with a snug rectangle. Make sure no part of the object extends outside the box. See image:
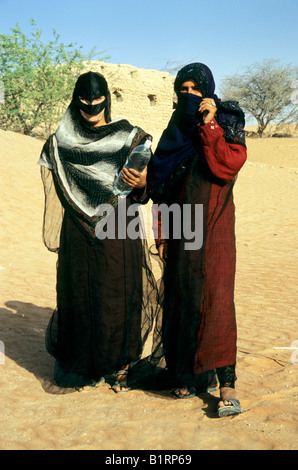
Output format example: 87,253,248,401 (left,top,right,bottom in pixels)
39,104,166,390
